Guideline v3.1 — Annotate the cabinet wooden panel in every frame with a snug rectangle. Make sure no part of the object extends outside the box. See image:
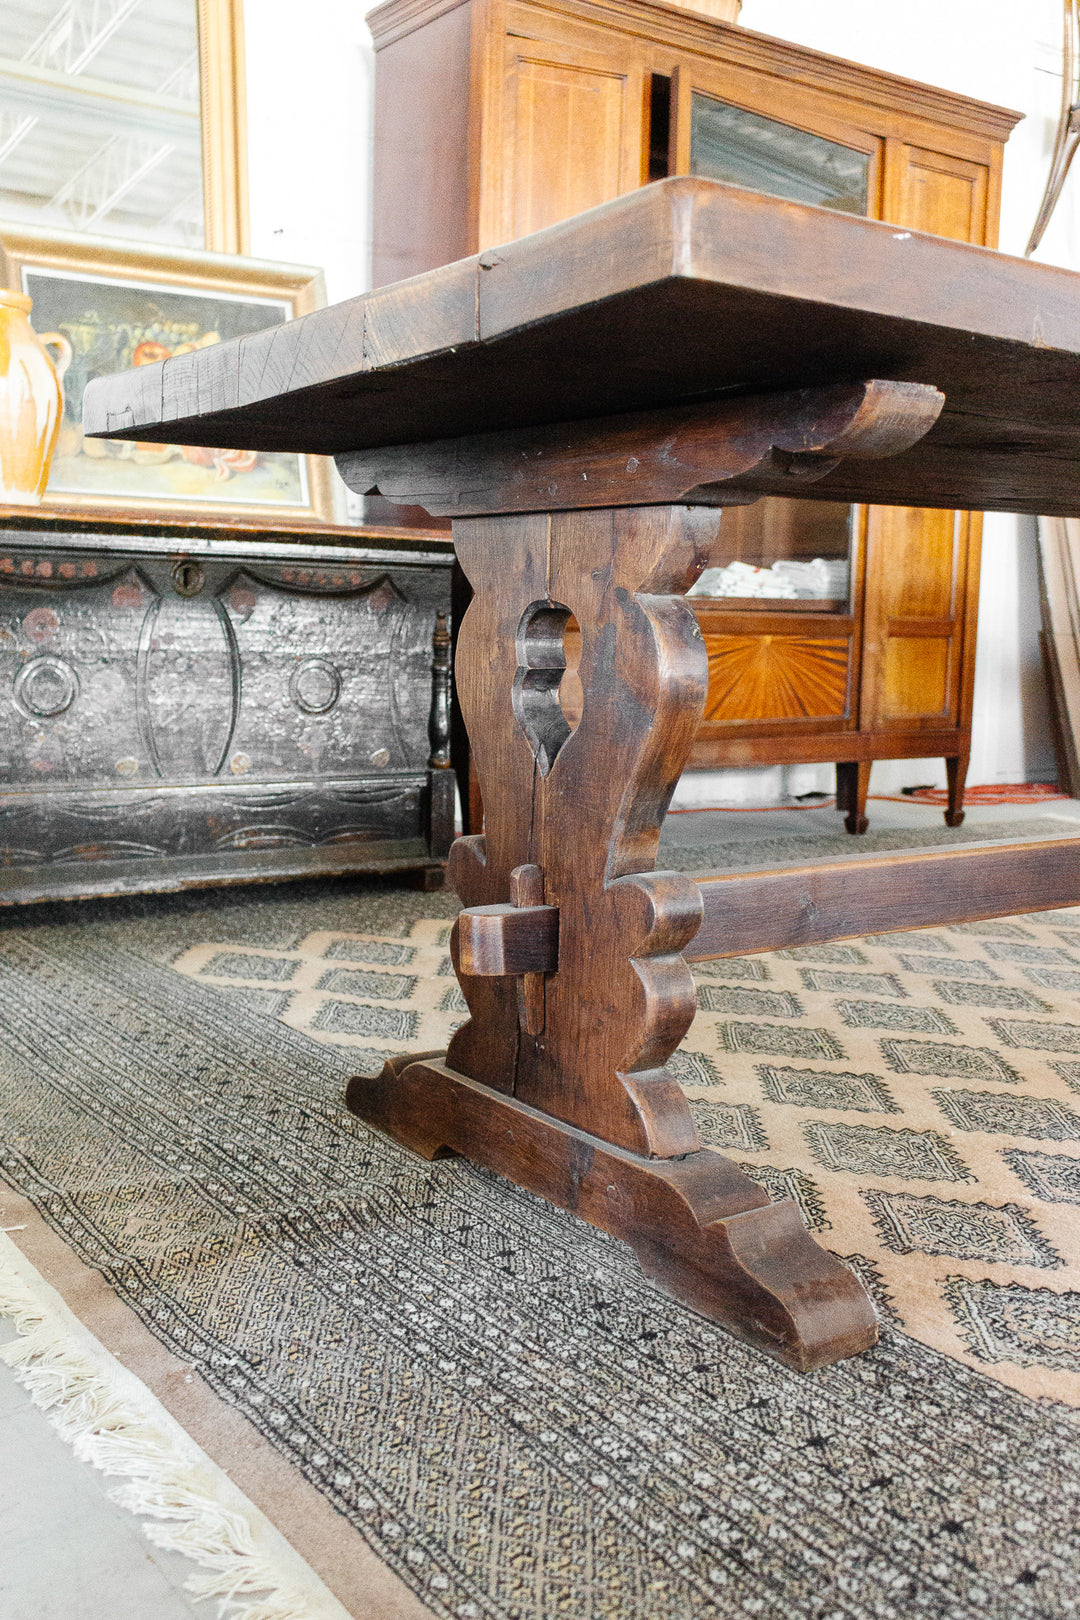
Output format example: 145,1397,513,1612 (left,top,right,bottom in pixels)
888,143,991,244
704,634,851,721
860,504,967,729
882,636,951,721
509,55,630,233
368,0,1020,830
878,507,959,622
693,607,854,734
858,138,987,742
371,0,475,284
